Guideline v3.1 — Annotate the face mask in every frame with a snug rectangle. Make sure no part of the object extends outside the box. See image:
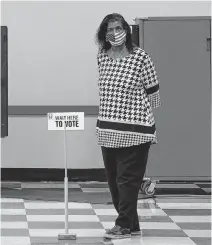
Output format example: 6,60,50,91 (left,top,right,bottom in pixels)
106,30,126,46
